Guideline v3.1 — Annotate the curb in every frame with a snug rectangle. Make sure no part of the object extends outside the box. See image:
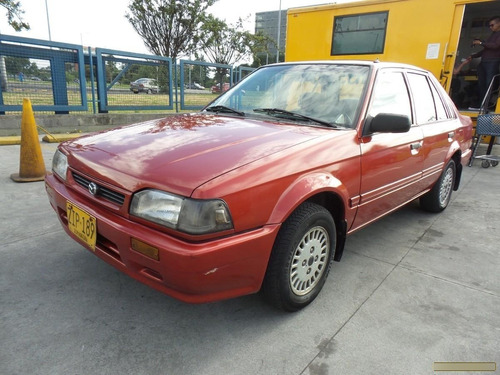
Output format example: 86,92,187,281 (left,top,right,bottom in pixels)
0,136,22,145
42,134,83,143
0,134,83,145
